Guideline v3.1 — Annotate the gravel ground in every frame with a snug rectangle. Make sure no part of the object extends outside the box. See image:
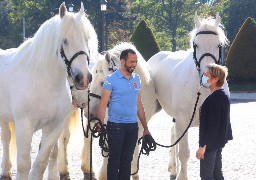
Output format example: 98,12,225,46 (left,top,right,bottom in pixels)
1,99,256,180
